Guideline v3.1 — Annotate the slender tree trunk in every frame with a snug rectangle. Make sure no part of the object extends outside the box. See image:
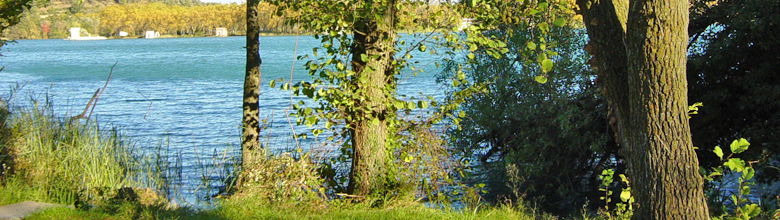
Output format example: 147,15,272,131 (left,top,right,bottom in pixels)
577,0,709,218
346,0,397,196
241,0,261,172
